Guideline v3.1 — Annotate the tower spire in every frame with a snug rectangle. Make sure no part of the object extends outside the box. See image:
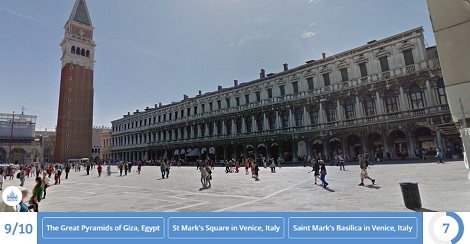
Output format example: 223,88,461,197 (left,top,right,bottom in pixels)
69,0,92,26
